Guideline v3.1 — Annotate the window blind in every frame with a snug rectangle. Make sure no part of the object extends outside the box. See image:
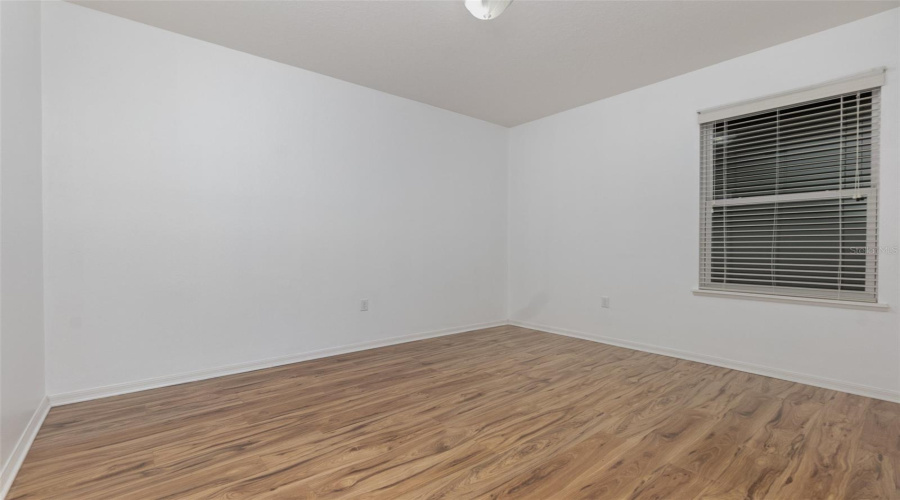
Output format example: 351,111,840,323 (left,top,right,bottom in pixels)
699,87,880,303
